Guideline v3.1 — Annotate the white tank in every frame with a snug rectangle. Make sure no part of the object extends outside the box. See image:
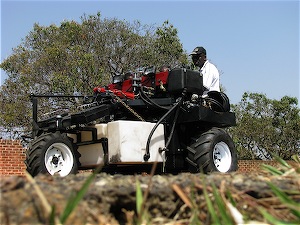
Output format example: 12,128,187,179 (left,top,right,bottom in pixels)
107,120,165,163
69,121,165,167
